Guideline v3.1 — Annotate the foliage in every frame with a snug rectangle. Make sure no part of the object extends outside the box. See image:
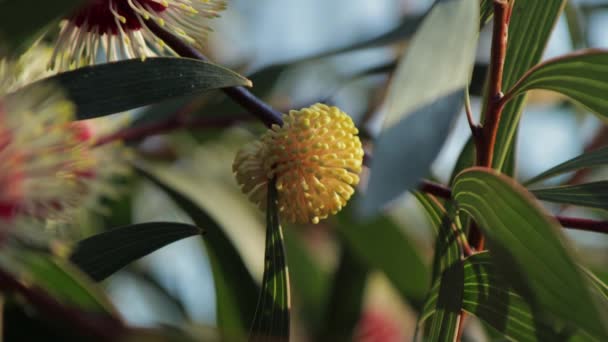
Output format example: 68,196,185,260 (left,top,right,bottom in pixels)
0,1,607,341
